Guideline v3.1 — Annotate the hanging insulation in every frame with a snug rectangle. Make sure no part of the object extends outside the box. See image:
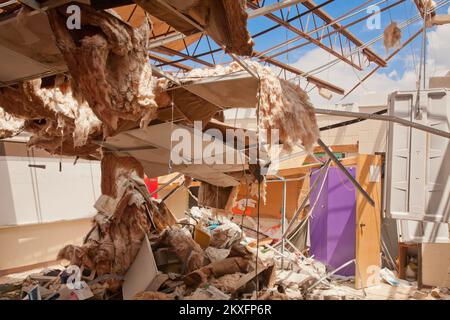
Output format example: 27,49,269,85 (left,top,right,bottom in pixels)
0,107,25,139
383,22,402,52
186,61,320,152
46,4,162,136
0,79,102,158
58,153,151,281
